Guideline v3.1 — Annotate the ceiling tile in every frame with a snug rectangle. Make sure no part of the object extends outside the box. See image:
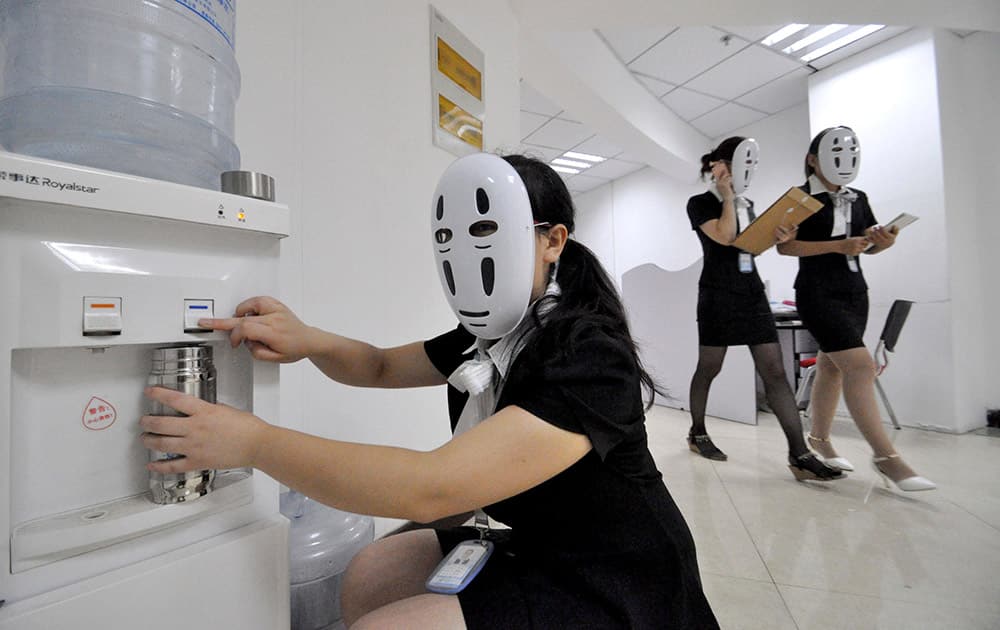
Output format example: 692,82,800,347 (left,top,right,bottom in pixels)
572,135,624,159
520,80,562,117
580,158,644,180
690,102,768,139
520,111,551,140
718,25,786,43
566,174,608,193
515,144,563,162
628,26,748,85
661,87,726,121
806,26,908,69
614,151,646,164
555,111,581,123
597,27,674,65
634,73,676,97
735,67,810,114
684,45,804,100
523,118,594,150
